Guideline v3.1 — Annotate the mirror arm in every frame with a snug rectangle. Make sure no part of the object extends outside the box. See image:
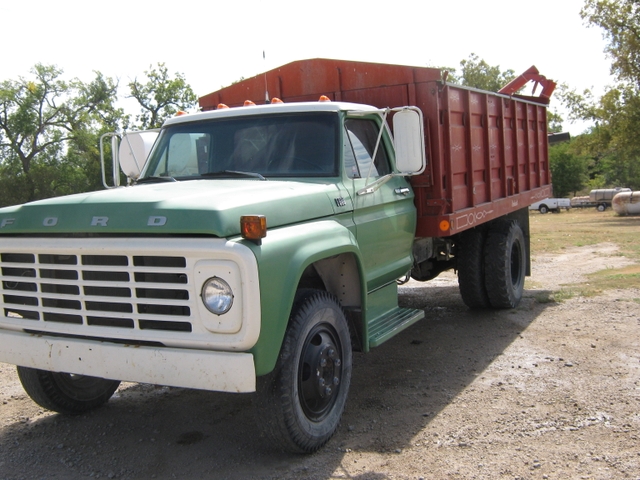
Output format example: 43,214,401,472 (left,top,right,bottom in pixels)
361,108,390,185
